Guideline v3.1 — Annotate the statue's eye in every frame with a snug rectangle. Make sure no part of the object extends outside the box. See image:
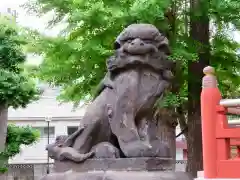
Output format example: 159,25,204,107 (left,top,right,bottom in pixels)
125,38,134,43
143,39,152,44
